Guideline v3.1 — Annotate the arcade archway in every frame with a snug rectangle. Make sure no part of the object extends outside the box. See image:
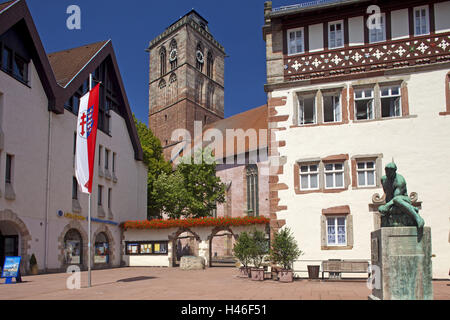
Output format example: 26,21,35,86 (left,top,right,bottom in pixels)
168,228,201,267
0,210,32,274
208,226,238,267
